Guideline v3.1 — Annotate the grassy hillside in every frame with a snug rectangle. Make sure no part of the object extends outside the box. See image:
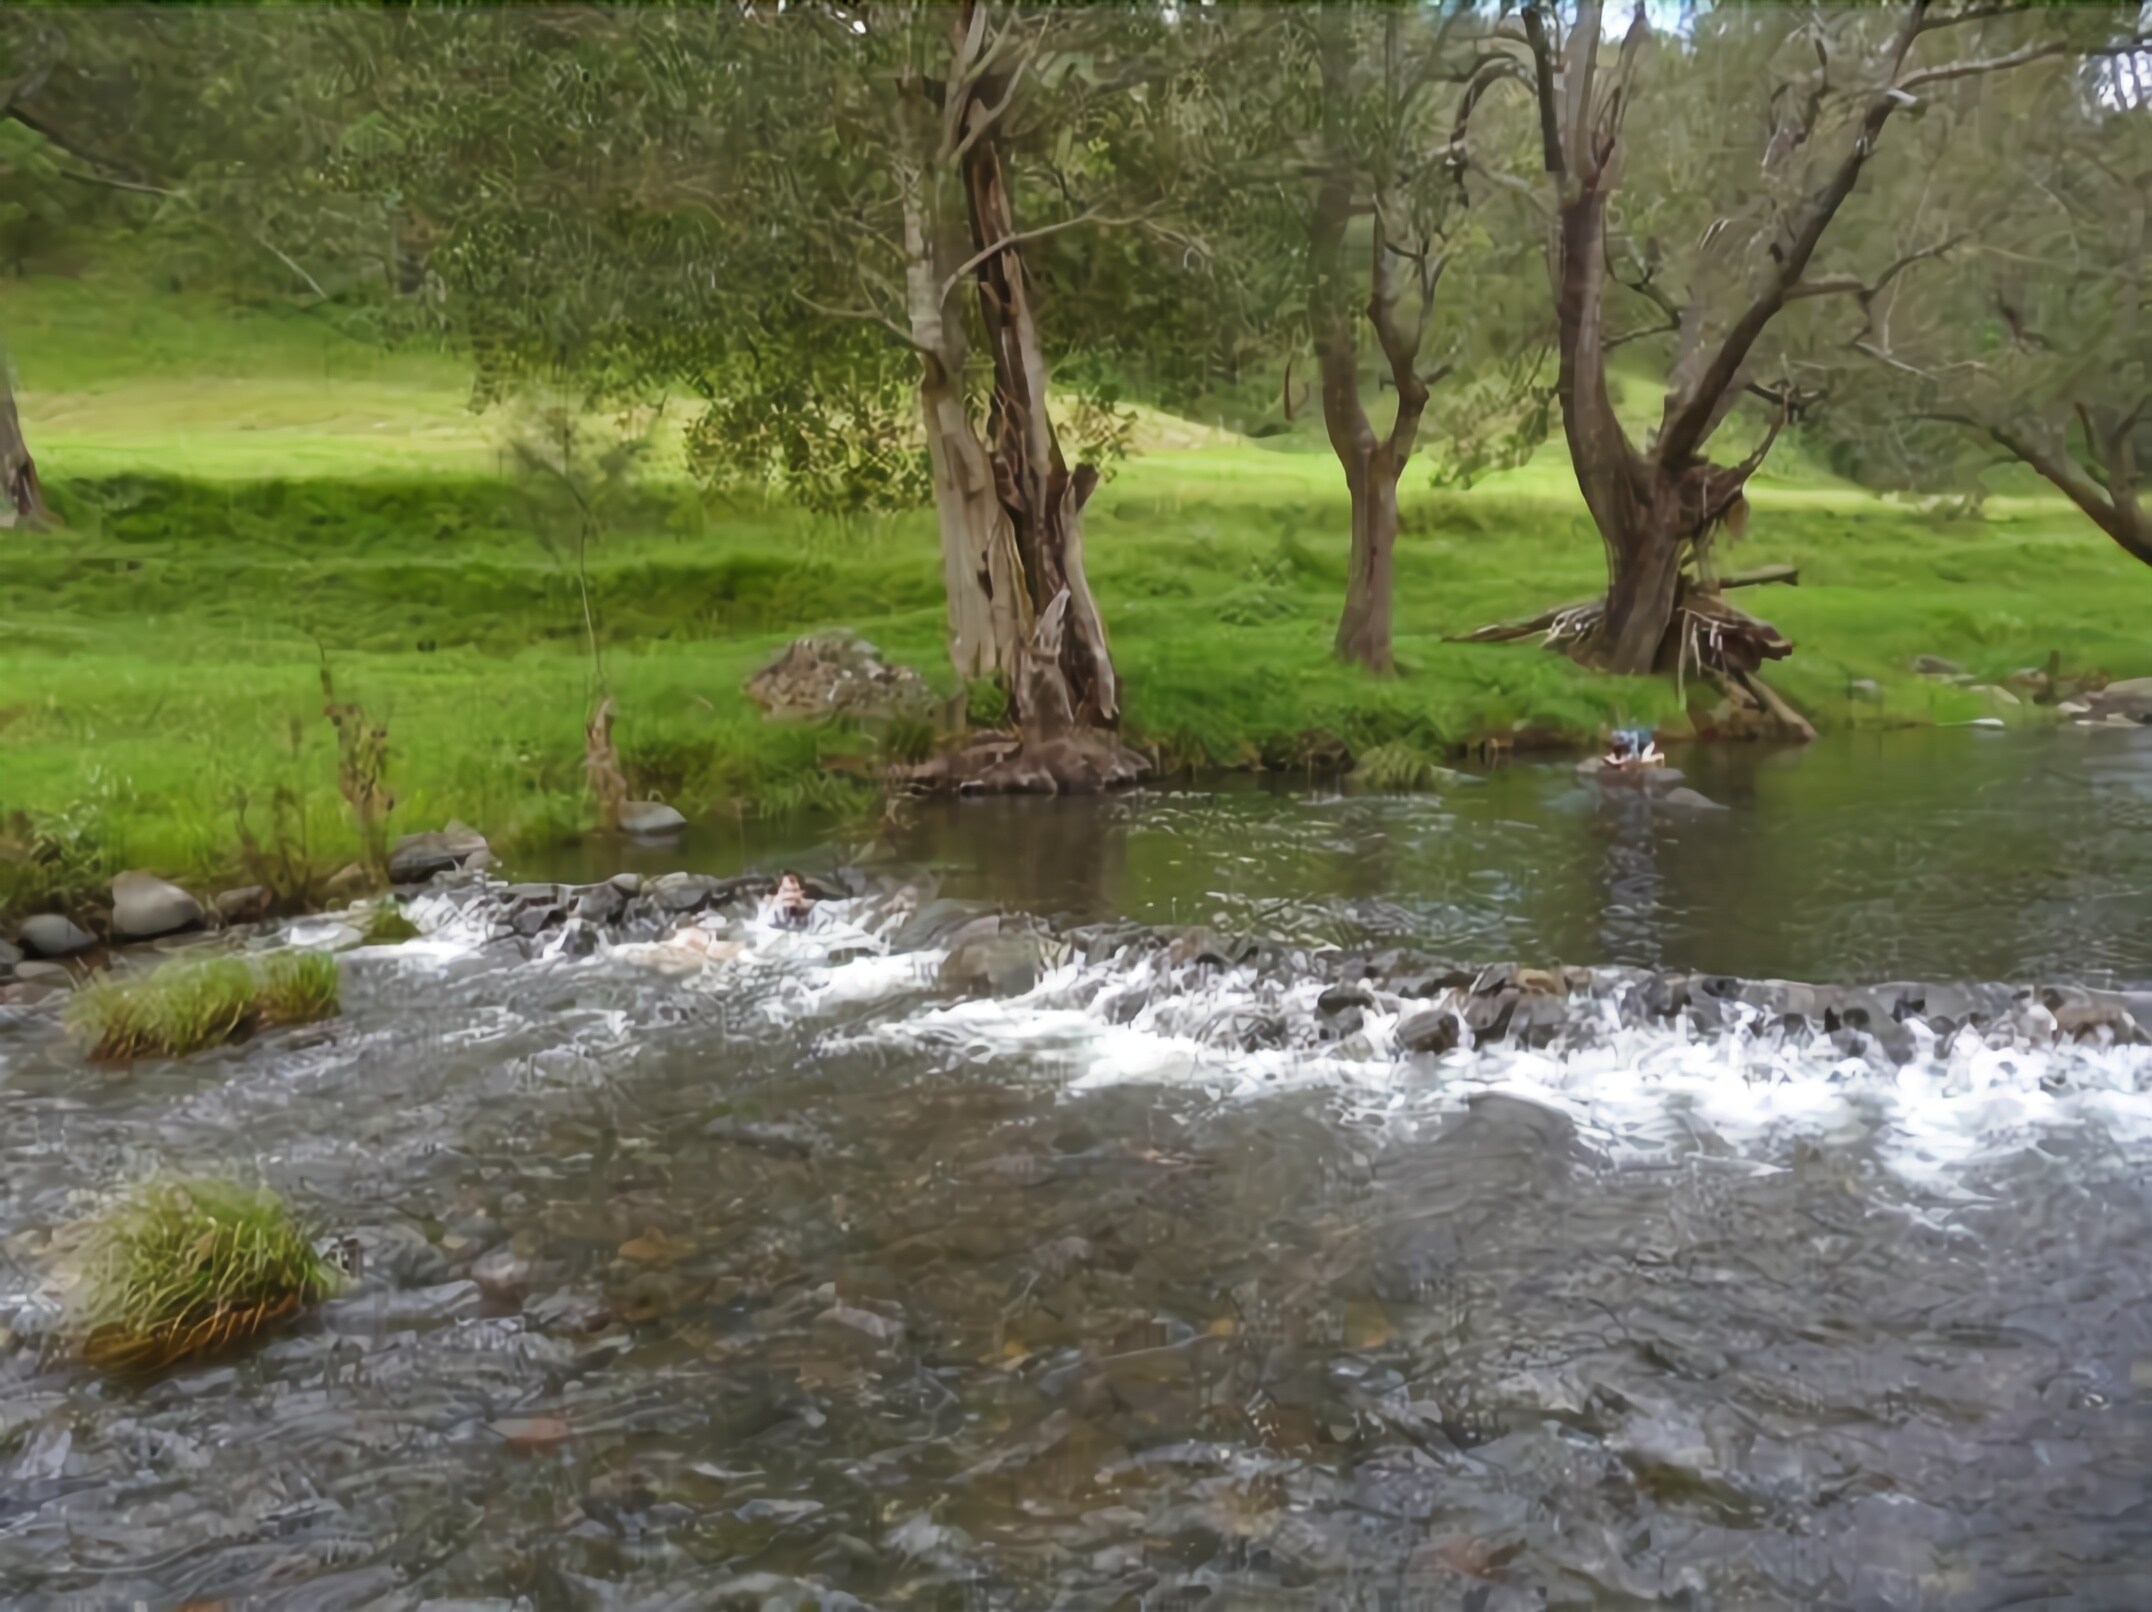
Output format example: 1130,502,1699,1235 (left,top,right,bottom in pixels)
4,274,2146,907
